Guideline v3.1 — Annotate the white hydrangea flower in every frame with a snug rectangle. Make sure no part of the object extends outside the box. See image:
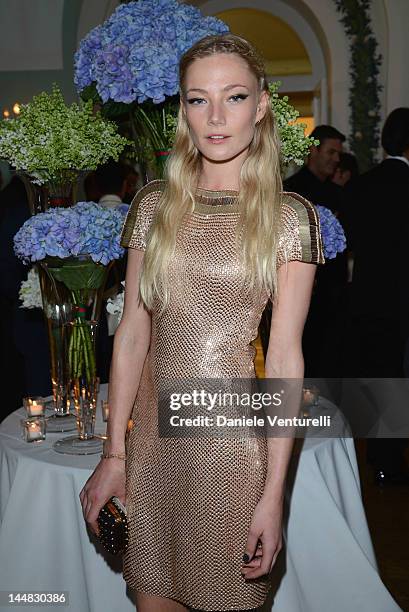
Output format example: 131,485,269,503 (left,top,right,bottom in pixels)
106,281,125,335
19,267,43,309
